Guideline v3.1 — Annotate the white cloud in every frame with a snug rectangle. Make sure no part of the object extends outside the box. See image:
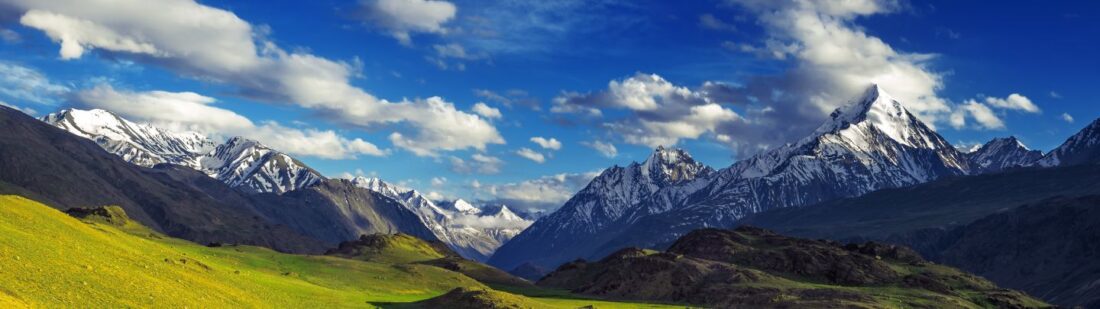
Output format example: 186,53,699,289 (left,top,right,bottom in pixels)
583,140,618,158
471,102,501,119
449,153,503,174
430,177,447,186
356,0,456,45
698,14,736,32
8,0,502,157
983,93,1039,113
554,73,743,147
515,147,545,163
21,10,160,59
74,85,387,159
75,84,252,133
474,171,601,212
530,137,561,150
0,61,70,105
1061,113,1074,123
0,100,37,115
951,100,1005,130
1050,91,1062,99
